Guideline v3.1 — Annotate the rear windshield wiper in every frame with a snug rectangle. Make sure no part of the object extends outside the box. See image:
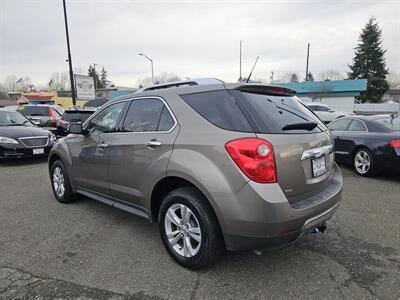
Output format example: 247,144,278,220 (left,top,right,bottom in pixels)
282,122,318,131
